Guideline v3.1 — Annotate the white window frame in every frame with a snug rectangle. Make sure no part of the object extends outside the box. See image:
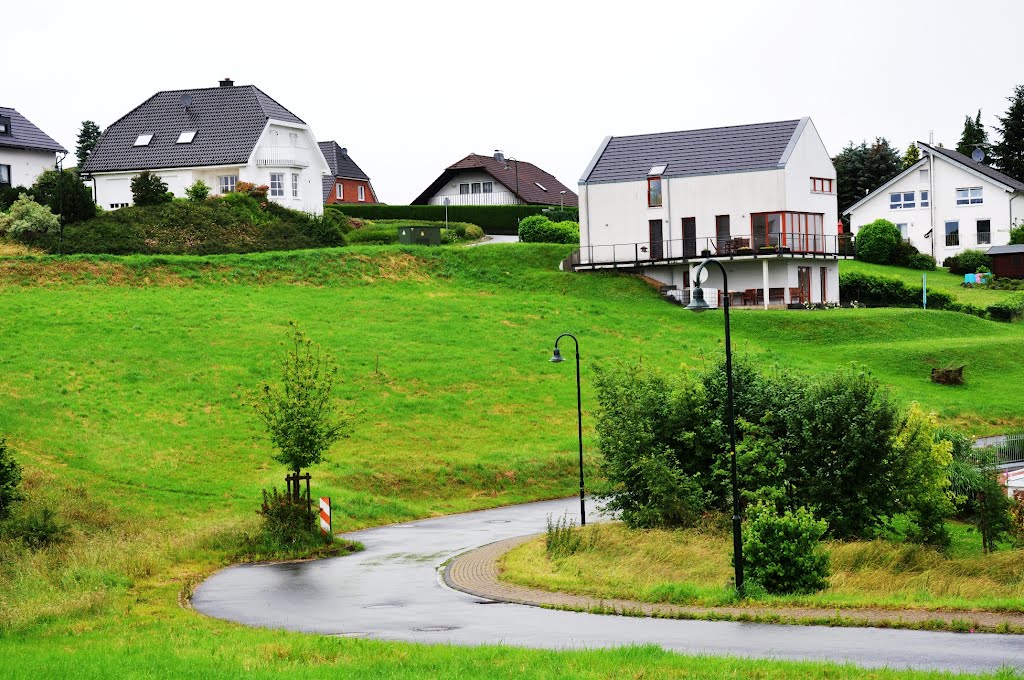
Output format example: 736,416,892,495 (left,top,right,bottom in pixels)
977,219,991,245
896,223,908,239
288,132,299,147
176,131,197,144
956,187,983,205
358,185,366,202
889,191,915,210
291,173,299,198
0,164,10,187
335,183,343,200
134,133,153,146
459,183,470,195
919,169,929,182
269,173,284,197
944,220,960,247
218,175,237,194
921,190,929,208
